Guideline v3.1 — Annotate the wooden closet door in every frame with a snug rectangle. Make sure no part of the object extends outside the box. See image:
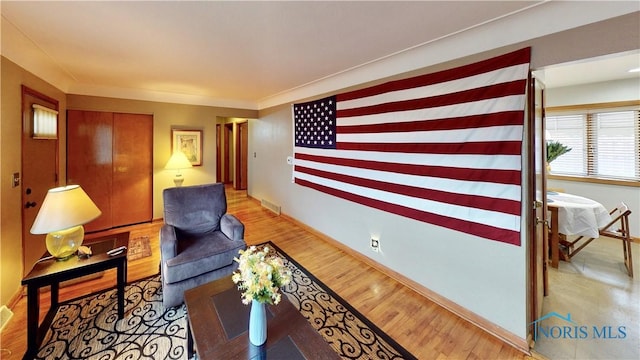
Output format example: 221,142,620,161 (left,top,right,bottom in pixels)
112,113,153,227
67,110,113,232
